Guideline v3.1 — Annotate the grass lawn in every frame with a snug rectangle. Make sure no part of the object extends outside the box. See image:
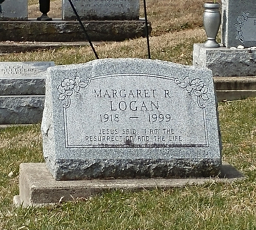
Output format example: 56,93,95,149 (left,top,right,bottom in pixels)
1,99,256,229
1,0,256,229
